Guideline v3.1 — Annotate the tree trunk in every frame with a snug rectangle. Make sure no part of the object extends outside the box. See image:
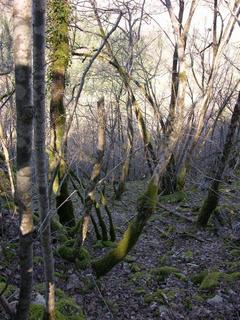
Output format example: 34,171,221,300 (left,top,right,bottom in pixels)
197,91,240,227
13,0,34,318
33,1,55,319
115,95,134,199
48,0,75,227
75,97,107,248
